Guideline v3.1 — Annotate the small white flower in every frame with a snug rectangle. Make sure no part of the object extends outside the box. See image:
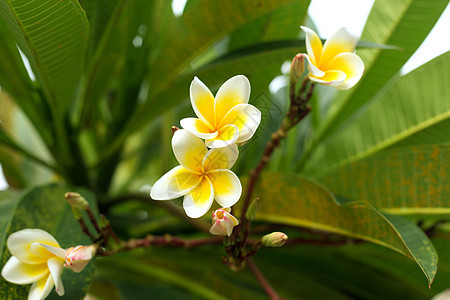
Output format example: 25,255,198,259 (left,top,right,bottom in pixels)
180,75,261,148
1,229,66,300
151,130,242,218
301,26,364,90
210,208,239,237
